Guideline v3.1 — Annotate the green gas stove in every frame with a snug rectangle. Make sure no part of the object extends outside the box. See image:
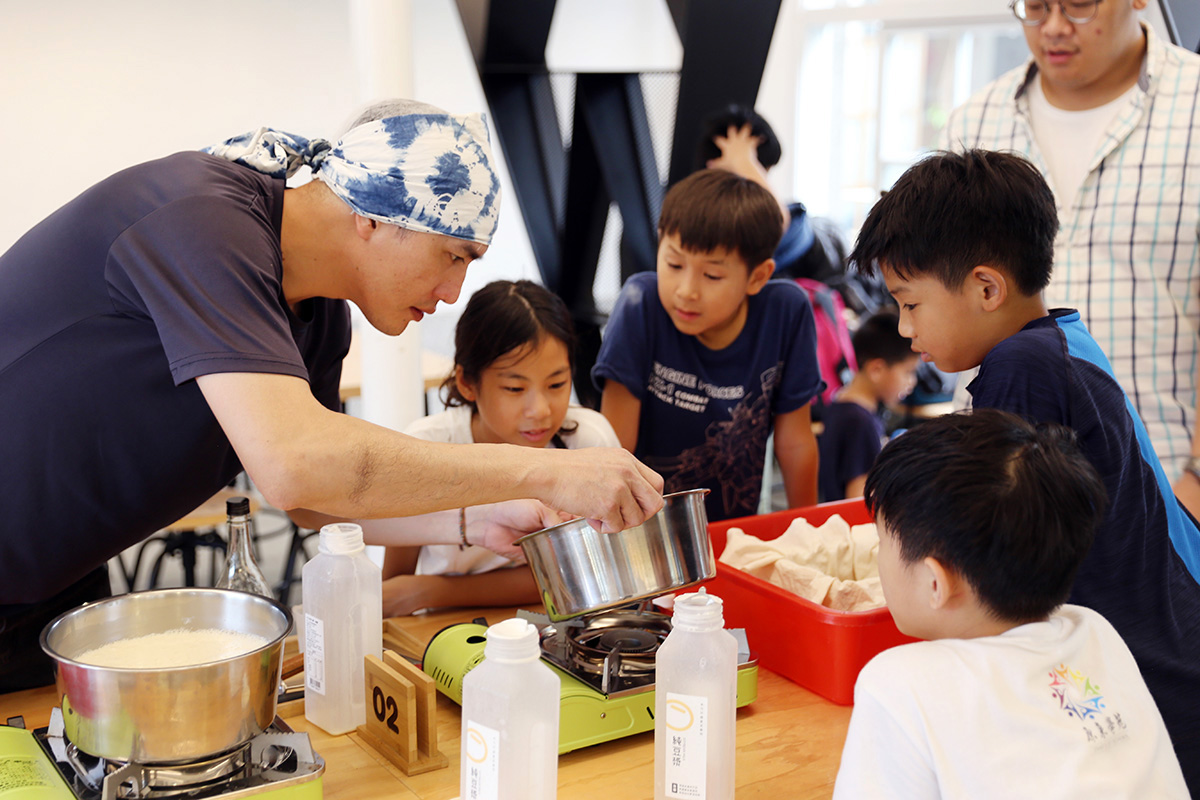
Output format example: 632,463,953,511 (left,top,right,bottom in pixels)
422,608,758,754
0,709,323,800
